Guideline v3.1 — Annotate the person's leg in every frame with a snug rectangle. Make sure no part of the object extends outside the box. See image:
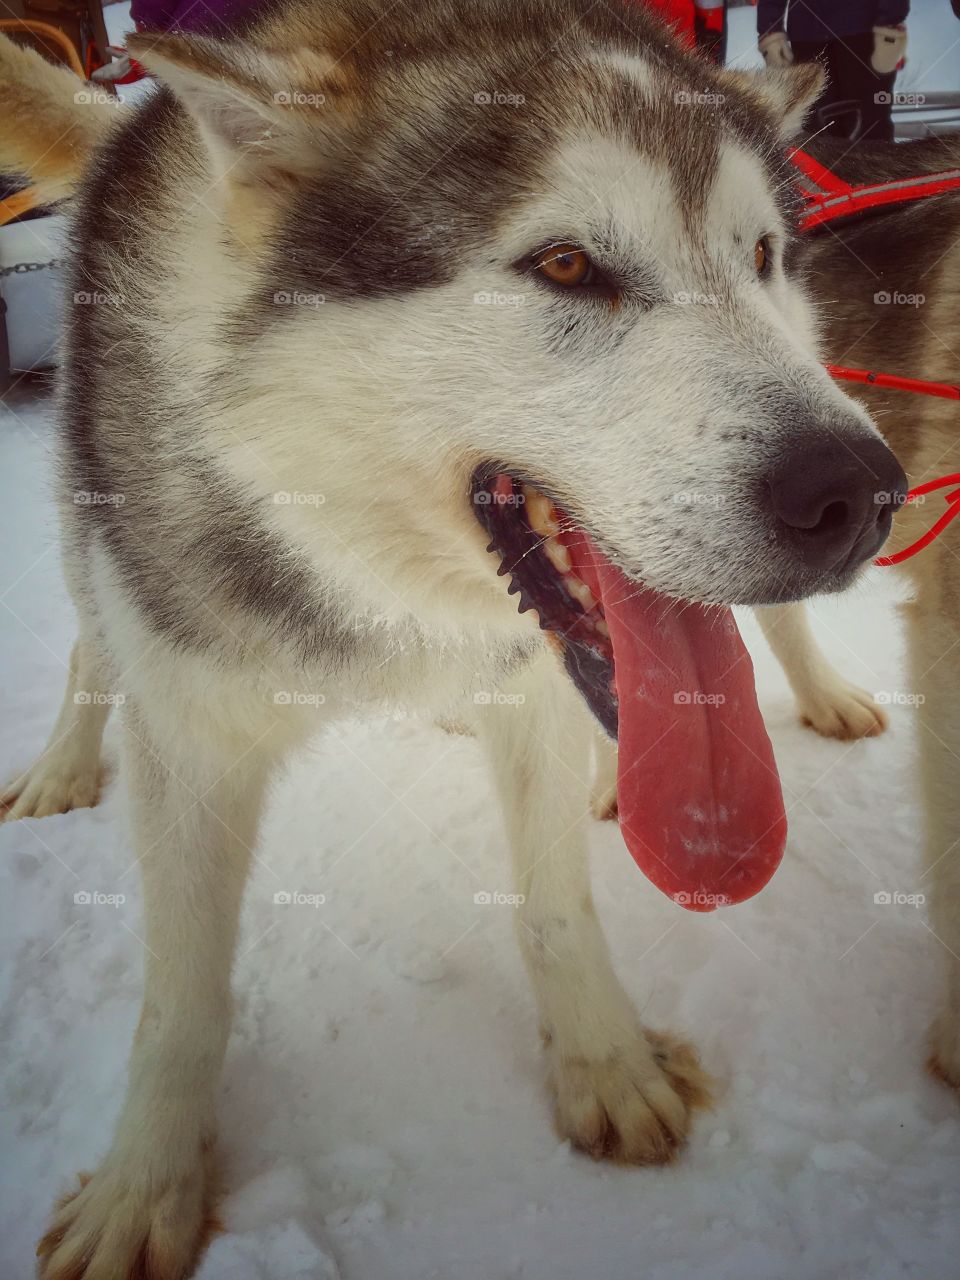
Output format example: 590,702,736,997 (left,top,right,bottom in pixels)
829,31,896,143
789,41,847,136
